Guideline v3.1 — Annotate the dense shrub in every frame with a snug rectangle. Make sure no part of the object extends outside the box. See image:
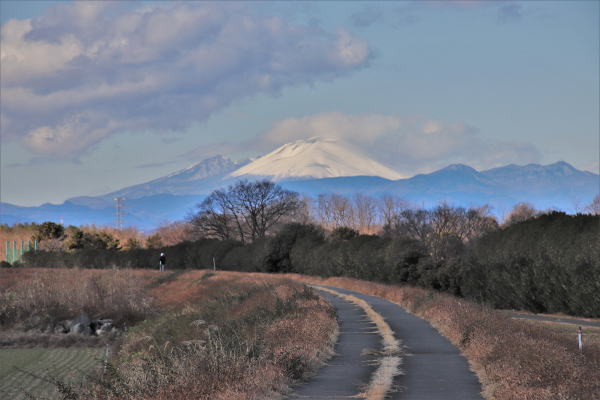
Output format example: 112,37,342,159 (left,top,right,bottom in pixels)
460,212,600,316
18,212,600,317
263,223,325,273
